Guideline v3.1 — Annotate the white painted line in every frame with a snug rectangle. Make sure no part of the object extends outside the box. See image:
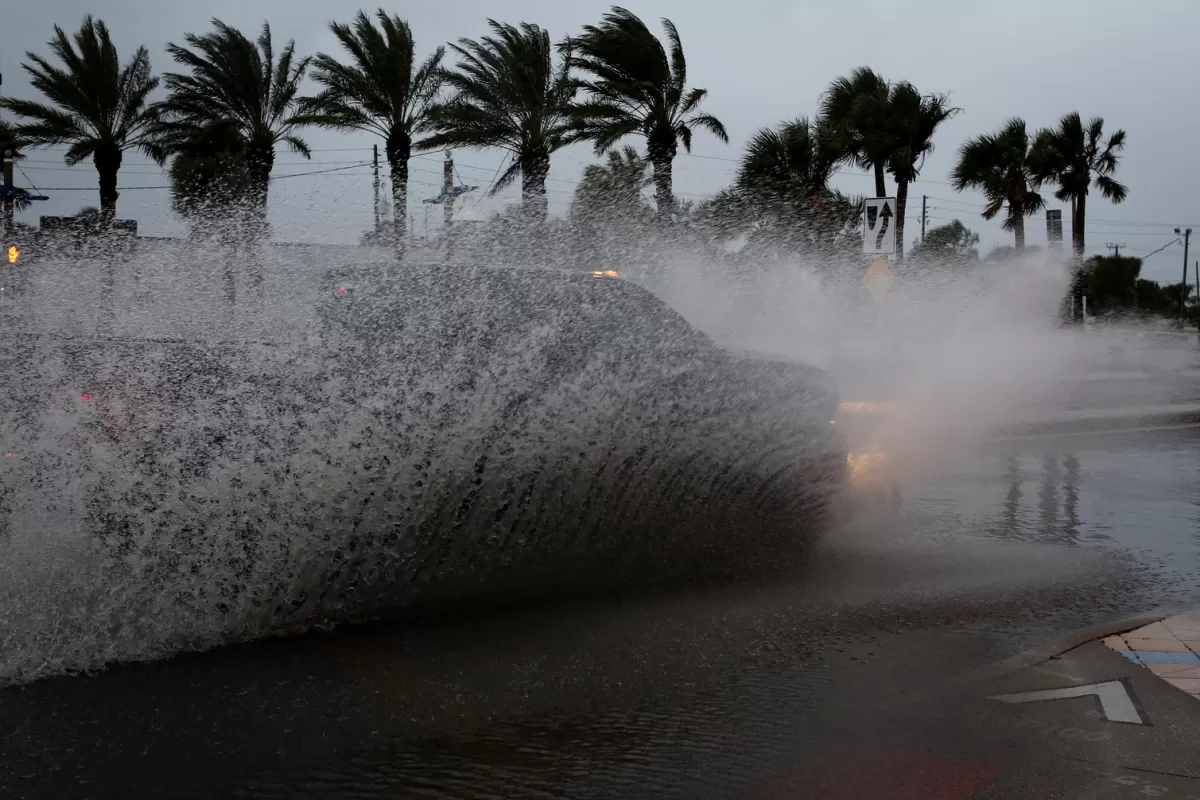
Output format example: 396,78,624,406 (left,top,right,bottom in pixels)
987,680,1146,725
